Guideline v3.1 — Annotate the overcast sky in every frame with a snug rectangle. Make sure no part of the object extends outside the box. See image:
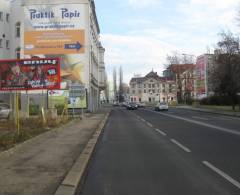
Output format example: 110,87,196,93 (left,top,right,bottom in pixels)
95,0,240,84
